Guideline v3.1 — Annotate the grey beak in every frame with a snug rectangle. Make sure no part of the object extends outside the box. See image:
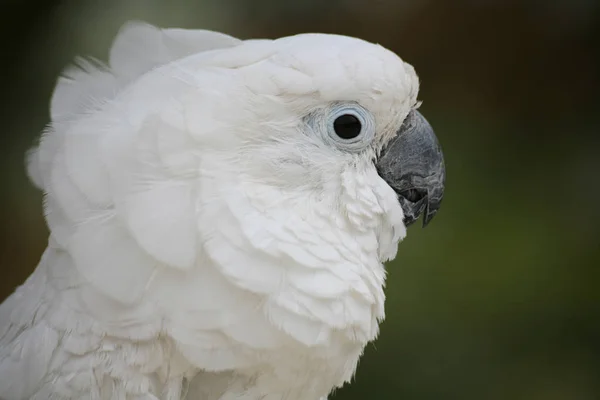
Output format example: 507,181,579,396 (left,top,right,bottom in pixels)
376,110,445,227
